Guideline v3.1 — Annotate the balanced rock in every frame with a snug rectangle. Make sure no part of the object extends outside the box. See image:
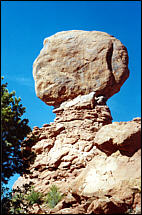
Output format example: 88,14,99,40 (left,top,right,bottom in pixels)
33,30,129,107
13,31,141,214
